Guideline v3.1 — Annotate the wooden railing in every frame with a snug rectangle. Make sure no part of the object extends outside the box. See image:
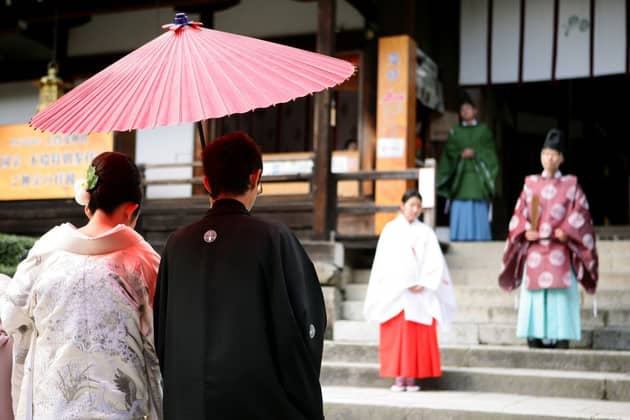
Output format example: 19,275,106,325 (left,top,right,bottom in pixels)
138,160,436,227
